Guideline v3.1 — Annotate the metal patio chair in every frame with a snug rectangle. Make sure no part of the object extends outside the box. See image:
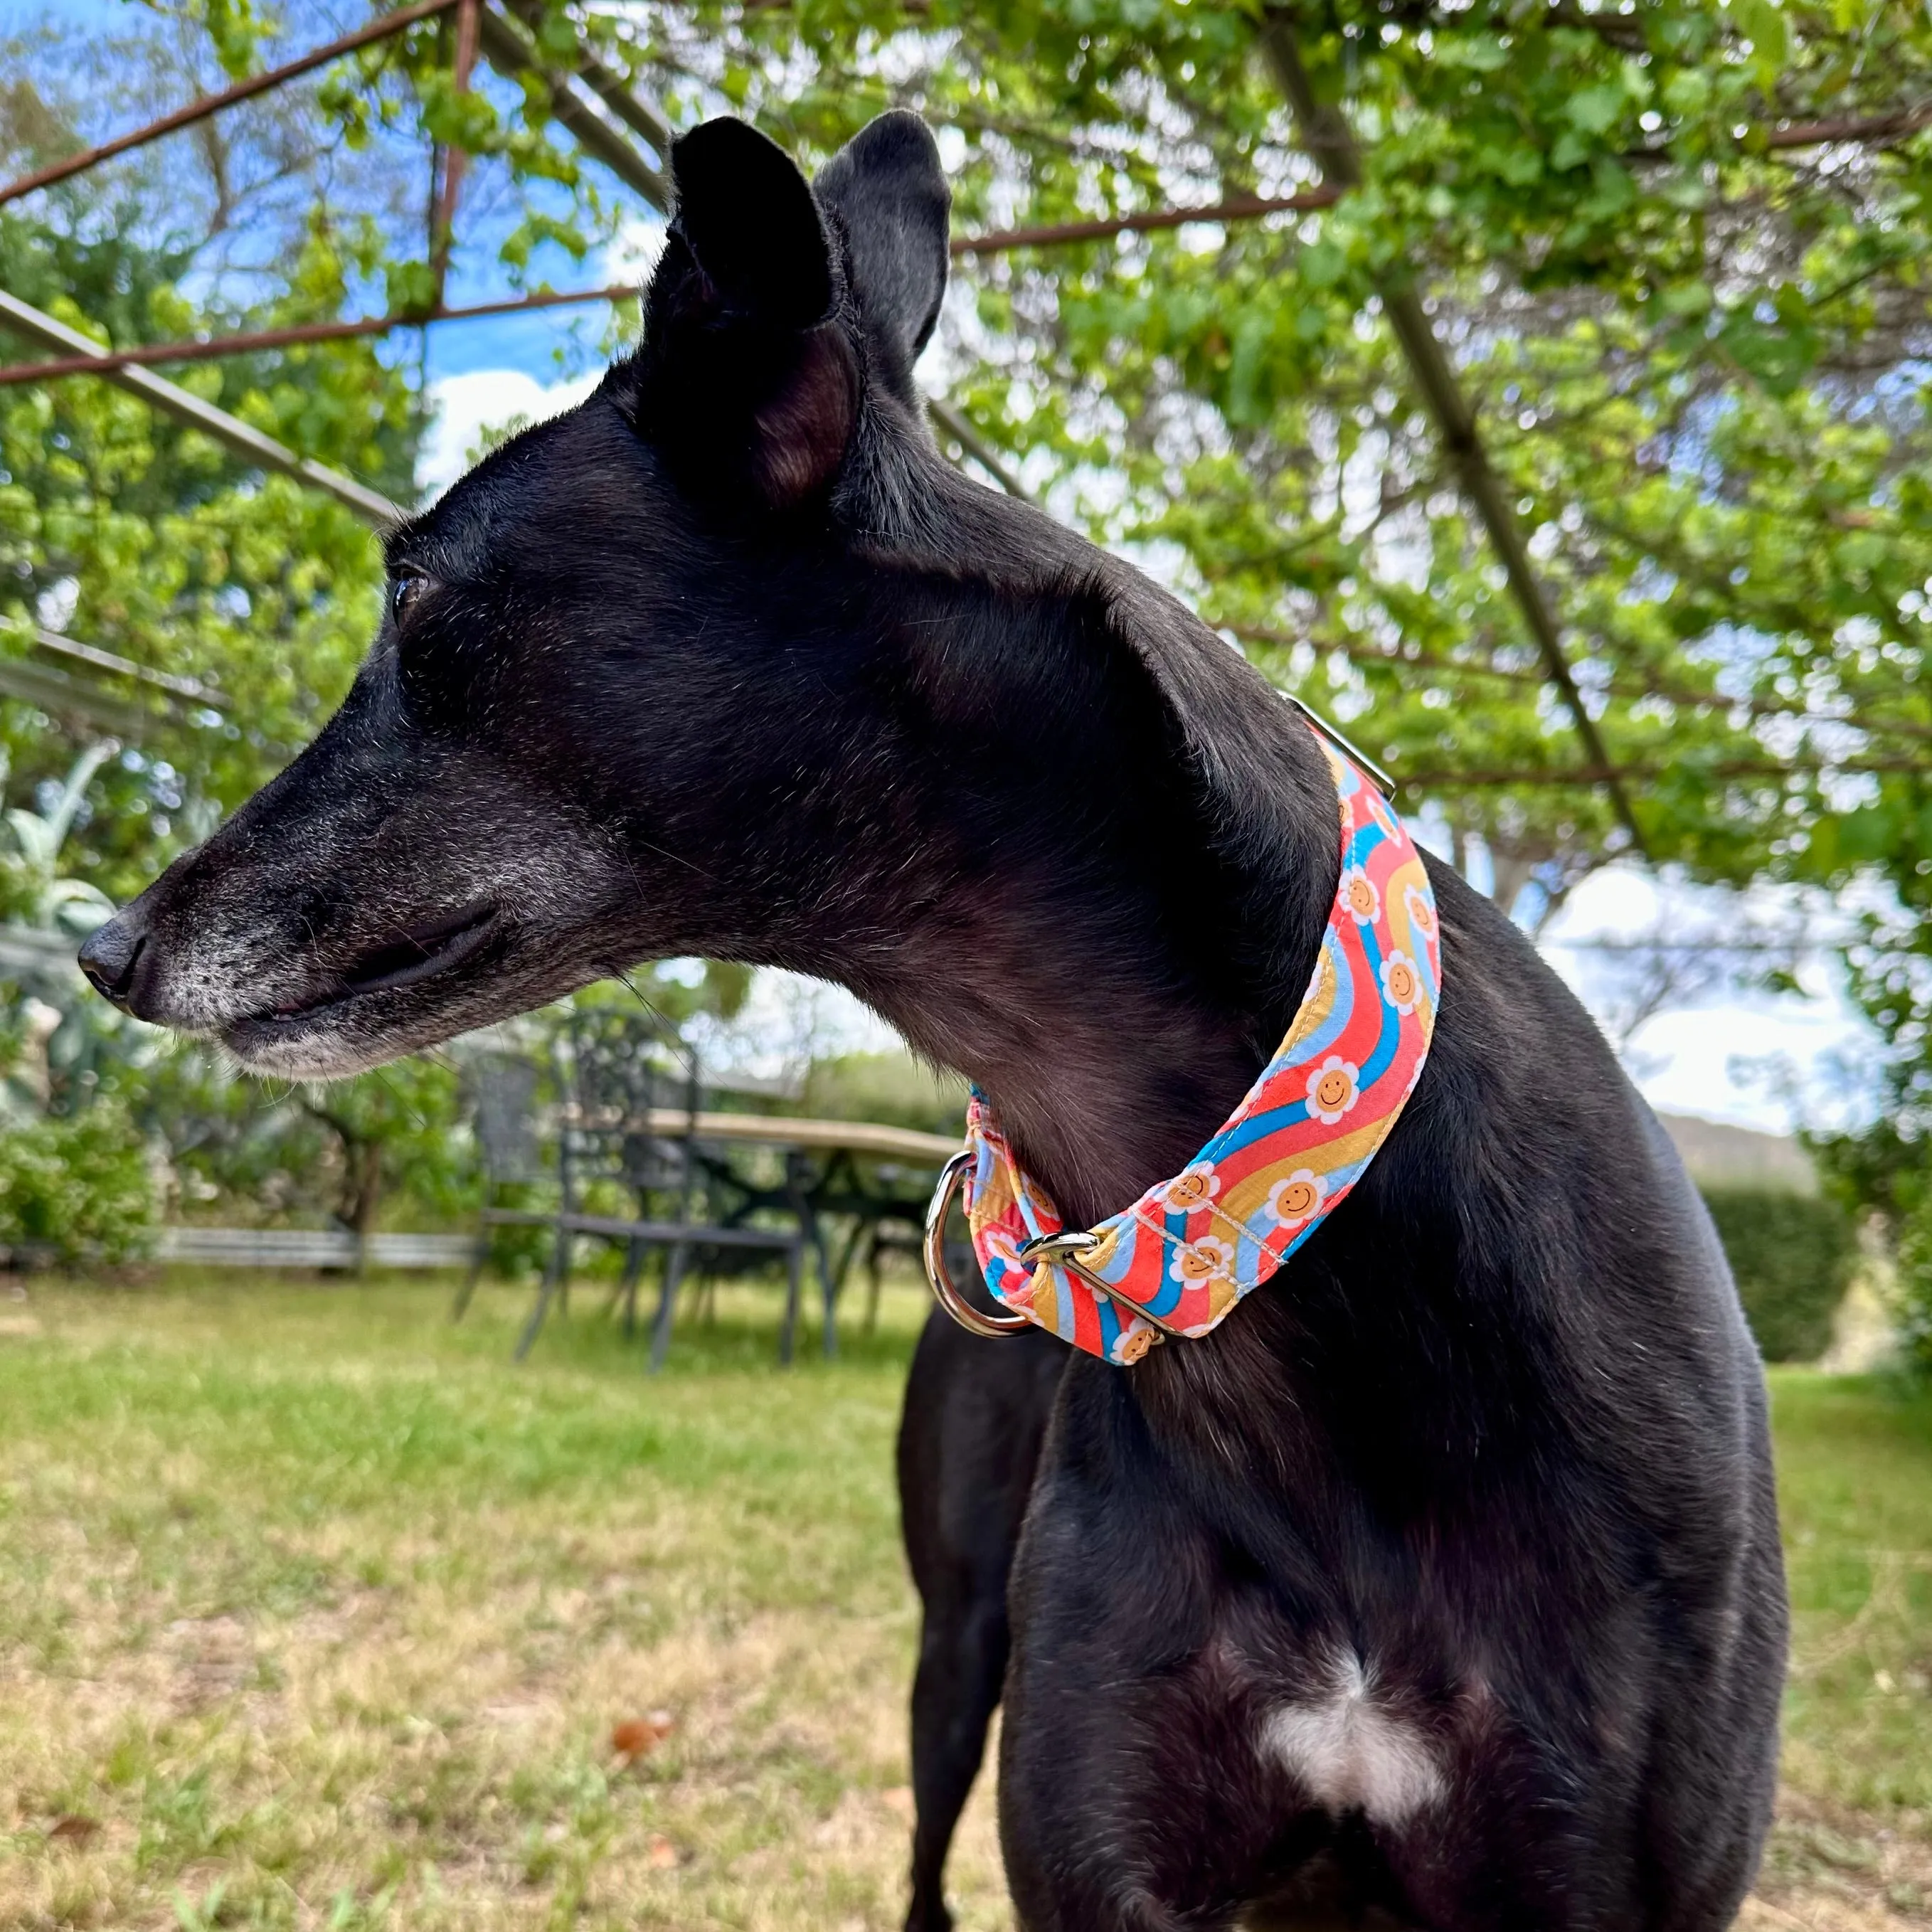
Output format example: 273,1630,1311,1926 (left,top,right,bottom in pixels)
452,1046,548,1322
513,1007,808,1368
